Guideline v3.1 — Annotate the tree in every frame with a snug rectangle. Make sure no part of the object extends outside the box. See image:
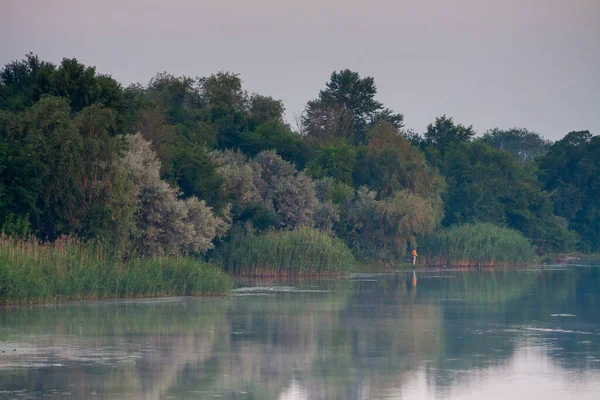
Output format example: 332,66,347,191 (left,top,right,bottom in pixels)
248,94,285,127
0,53,57,111
337,187,442,260
213,149,320,230
171,144,226,212
441,140,578,253
240,122,311,169
302,69,403,143
301,99,355,144
0,97,135,246
424,115,475,154
54,58,98,112
120,134,229,256
354,121,445,200
199,71,247,112
538,131,600,252
307,140,357,185
483,127,552,162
